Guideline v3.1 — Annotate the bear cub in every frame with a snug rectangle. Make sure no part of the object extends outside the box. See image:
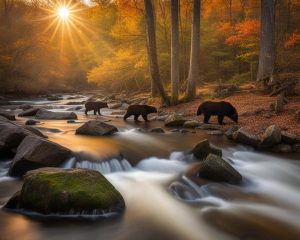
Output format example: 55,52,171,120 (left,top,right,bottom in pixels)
124,105,157,122
197,101,238,125
85,101,108,115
